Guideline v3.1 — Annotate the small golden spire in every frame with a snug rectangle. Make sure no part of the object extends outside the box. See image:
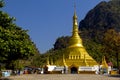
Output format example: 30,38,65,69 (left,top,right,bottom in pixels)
101,56,108,68
63,54,67,66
